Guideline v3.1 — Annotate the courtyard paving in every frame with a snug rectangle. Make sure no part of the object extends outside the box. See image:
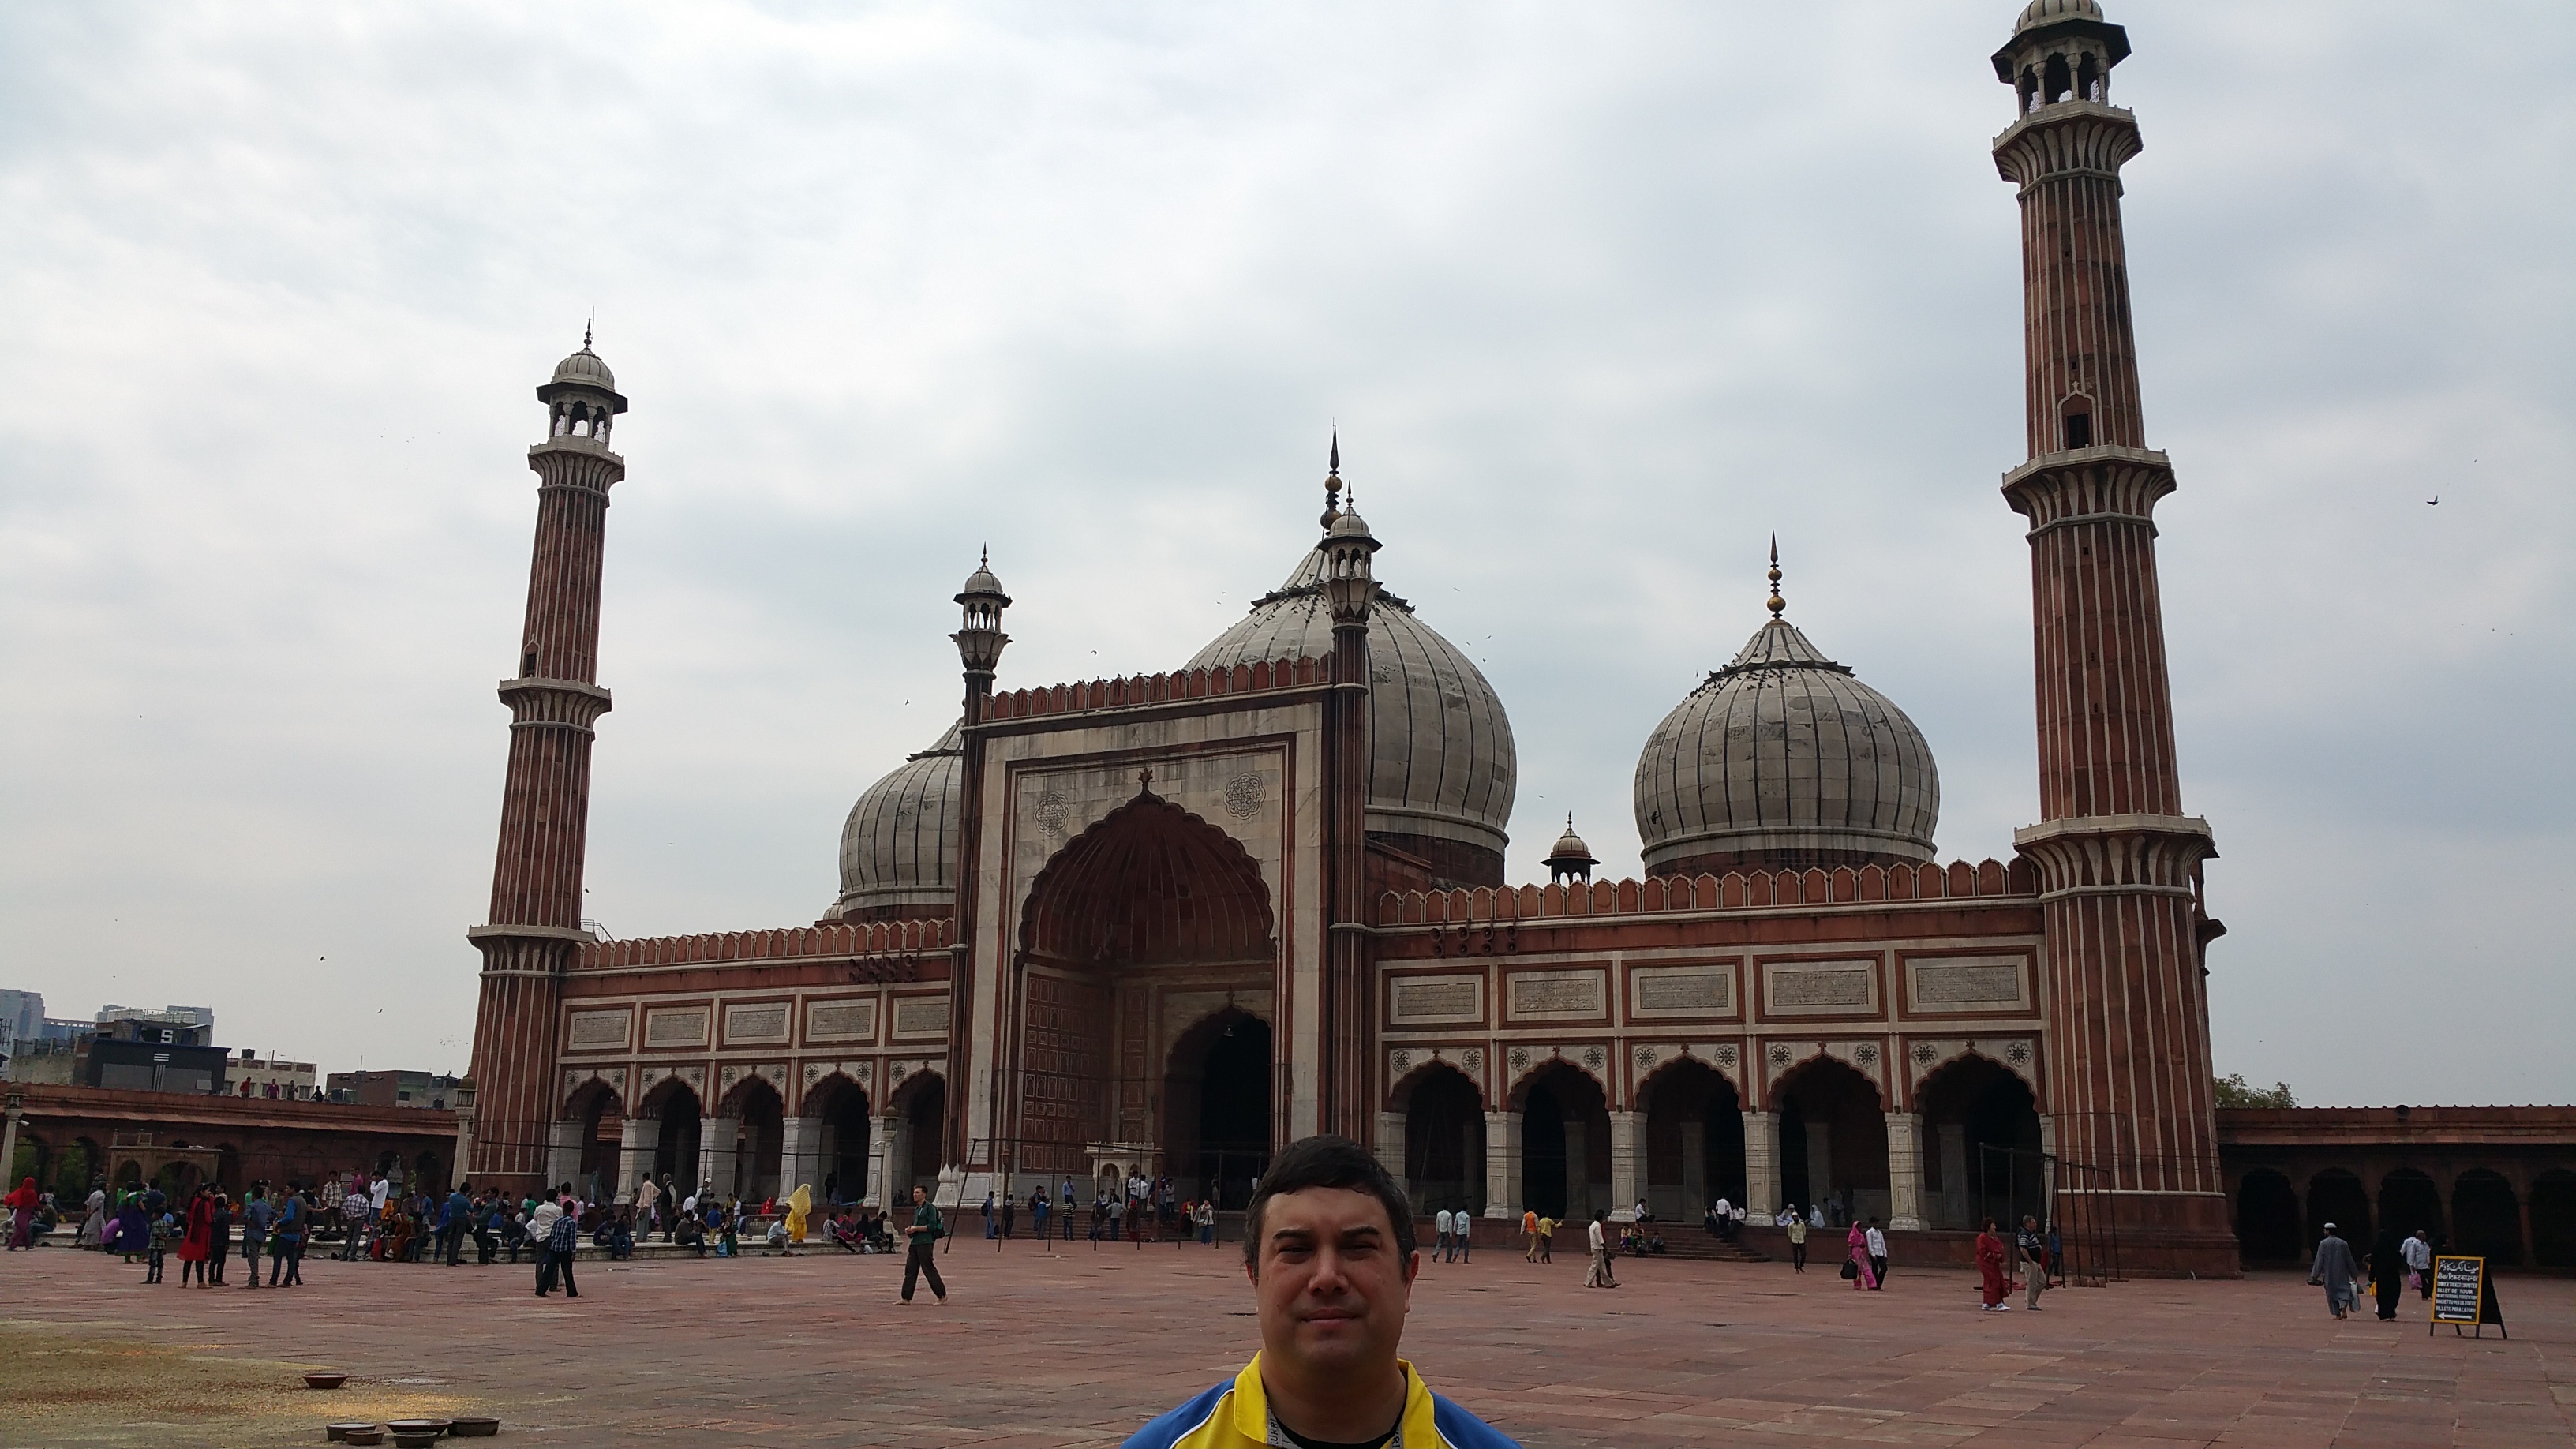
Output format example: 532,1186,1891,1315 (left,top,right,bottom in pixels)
2,1236,2568,1447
